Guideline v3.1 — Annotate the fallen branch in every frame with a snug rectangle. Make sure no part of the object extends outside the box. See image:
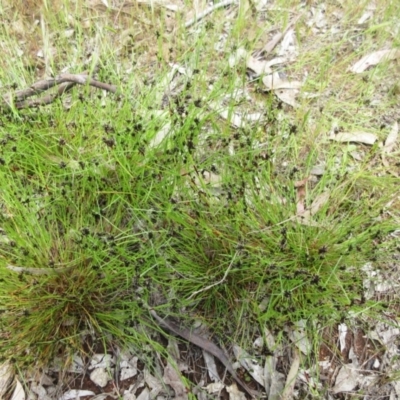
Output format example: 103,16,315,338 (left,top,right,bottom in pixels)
1,71,118,110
